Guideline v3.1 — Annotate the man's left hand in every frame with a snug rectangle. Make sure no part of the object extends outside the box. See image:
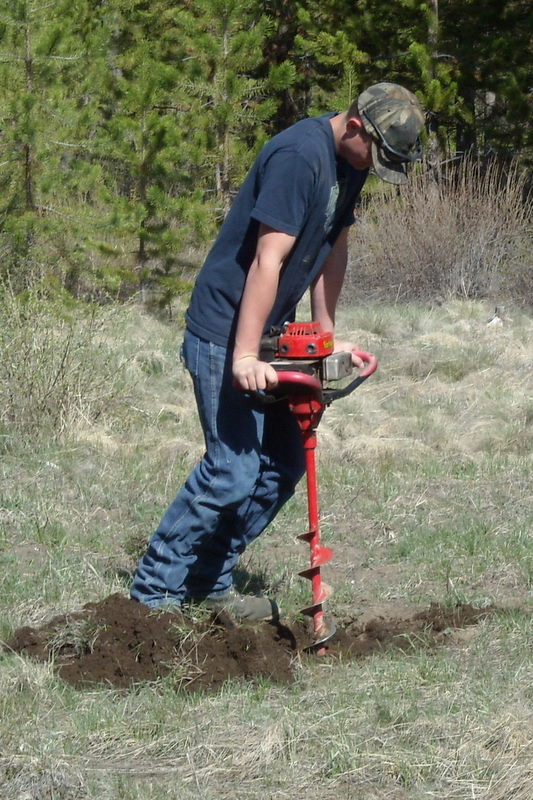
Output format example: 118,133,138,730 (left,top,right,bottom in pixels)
333,340,365,369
